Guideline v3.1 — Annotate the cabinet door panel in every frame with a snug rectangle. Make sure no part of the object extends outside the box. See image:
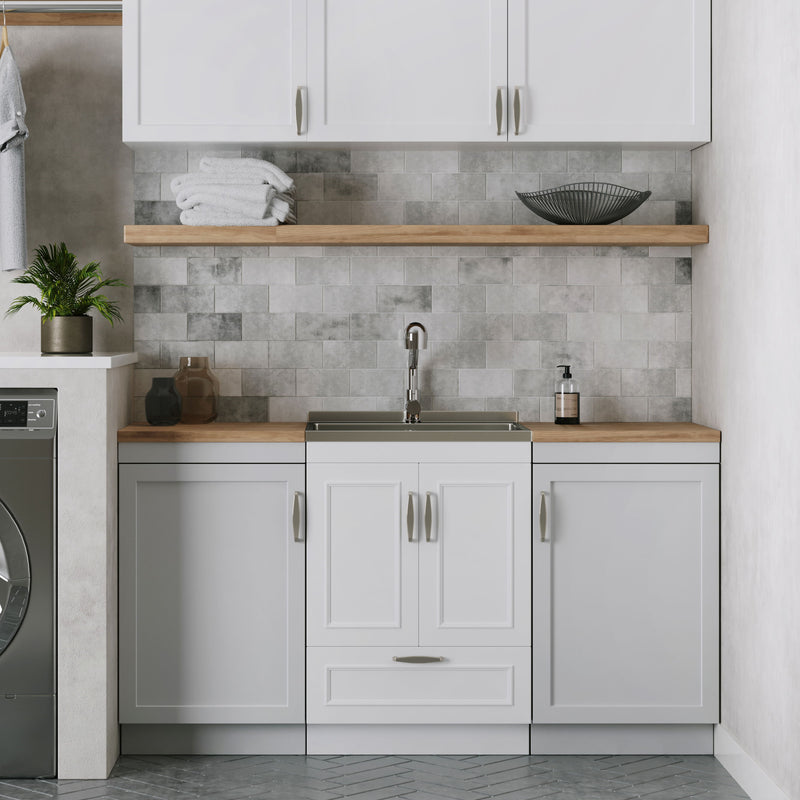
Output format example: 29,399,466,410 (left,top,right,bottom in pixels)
307,463,418,646
123,0,307,142
307,646,531,724
508,0,710,144
307,0,507,142
119,463,305,723
533,463,718,723
419,463,531,647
